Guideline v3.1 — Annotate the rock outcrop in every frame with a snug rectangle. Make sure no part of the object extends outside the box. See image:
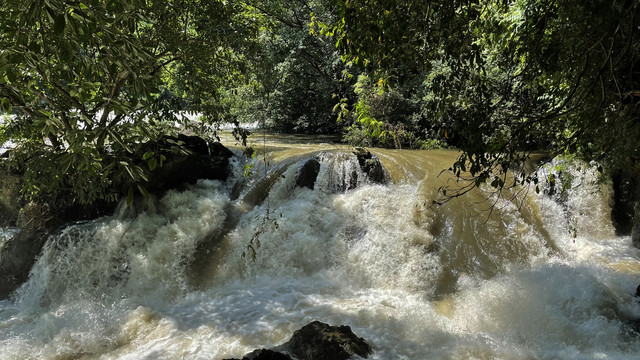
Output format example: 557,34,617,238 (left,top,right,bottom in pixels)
611,165,640,247
353,148,387,185
0,228,49,298
142,136,233,193
295,158,321,190
285,321,372,360
0,137,235,299
225,321,372,360
226,349,292,360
